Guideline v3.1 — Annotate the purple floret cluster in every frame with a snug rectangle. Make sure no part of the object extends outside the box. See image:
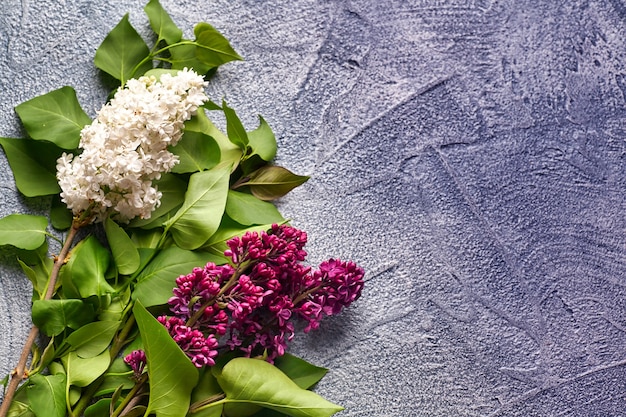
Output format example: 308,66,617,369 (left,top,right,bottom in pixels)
156,224,365,367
